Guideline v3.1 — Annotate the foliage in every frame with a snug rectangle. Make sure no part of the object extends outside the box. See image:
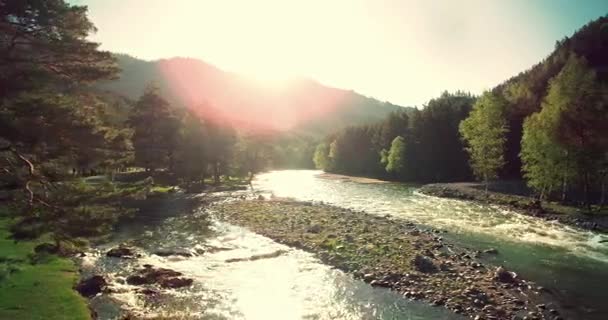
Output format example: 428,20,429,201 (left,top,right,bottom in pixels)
460,91,509,188
385,136,407,177
129,84,180,171
313,143,331,170
316,91,474,182
521,54,608,203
